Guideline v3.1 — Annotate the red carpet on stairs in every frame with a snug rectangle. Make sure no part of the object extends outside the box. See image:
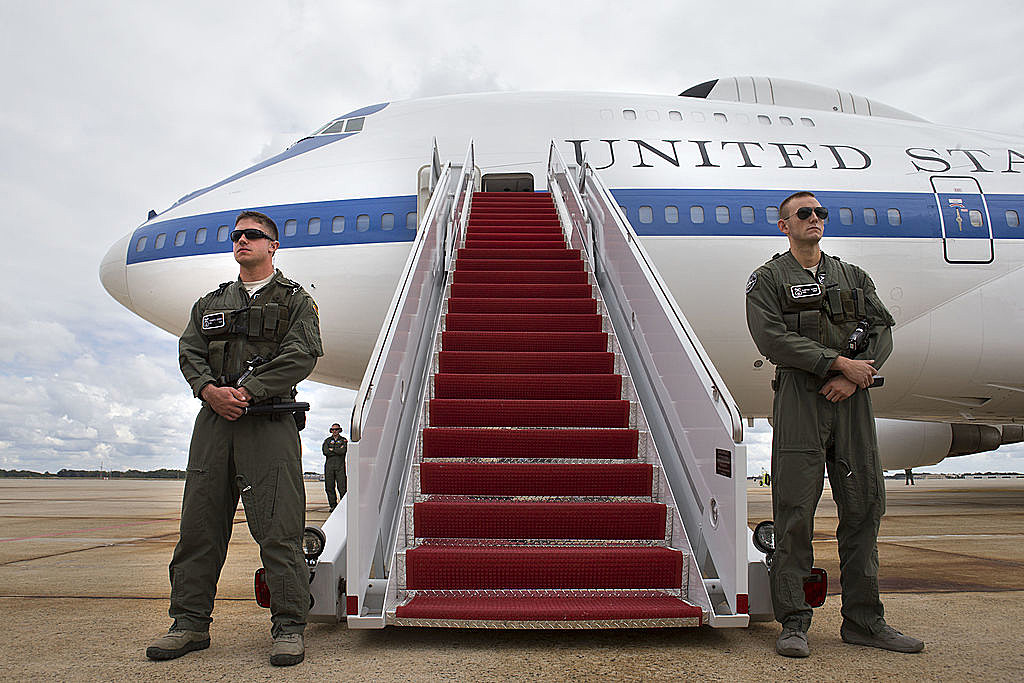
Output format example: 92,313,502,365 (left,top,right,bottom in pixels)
395,191,699,625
